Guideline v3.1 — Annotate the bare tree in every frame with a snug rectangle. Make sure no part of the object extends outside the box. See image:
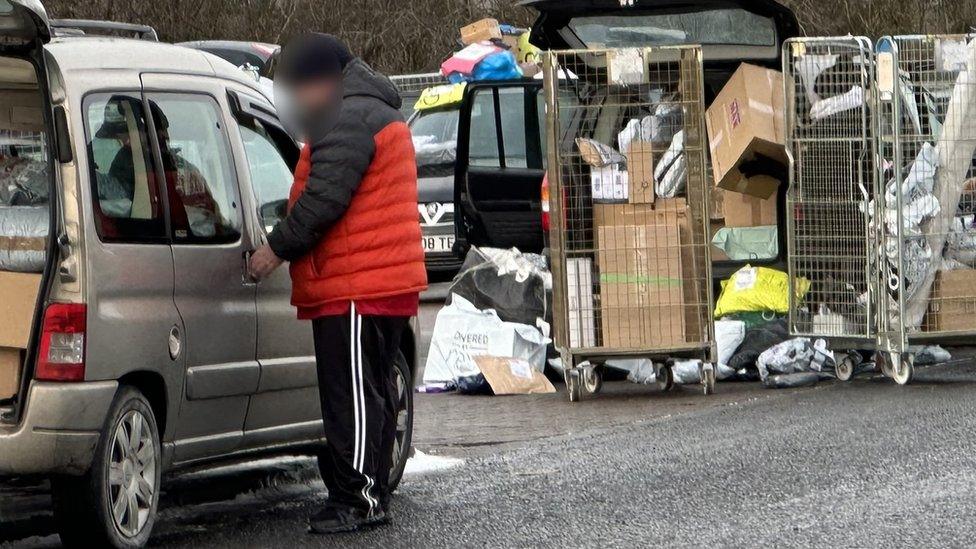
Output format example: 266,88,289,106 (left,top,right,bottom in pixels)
41,0,976,75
